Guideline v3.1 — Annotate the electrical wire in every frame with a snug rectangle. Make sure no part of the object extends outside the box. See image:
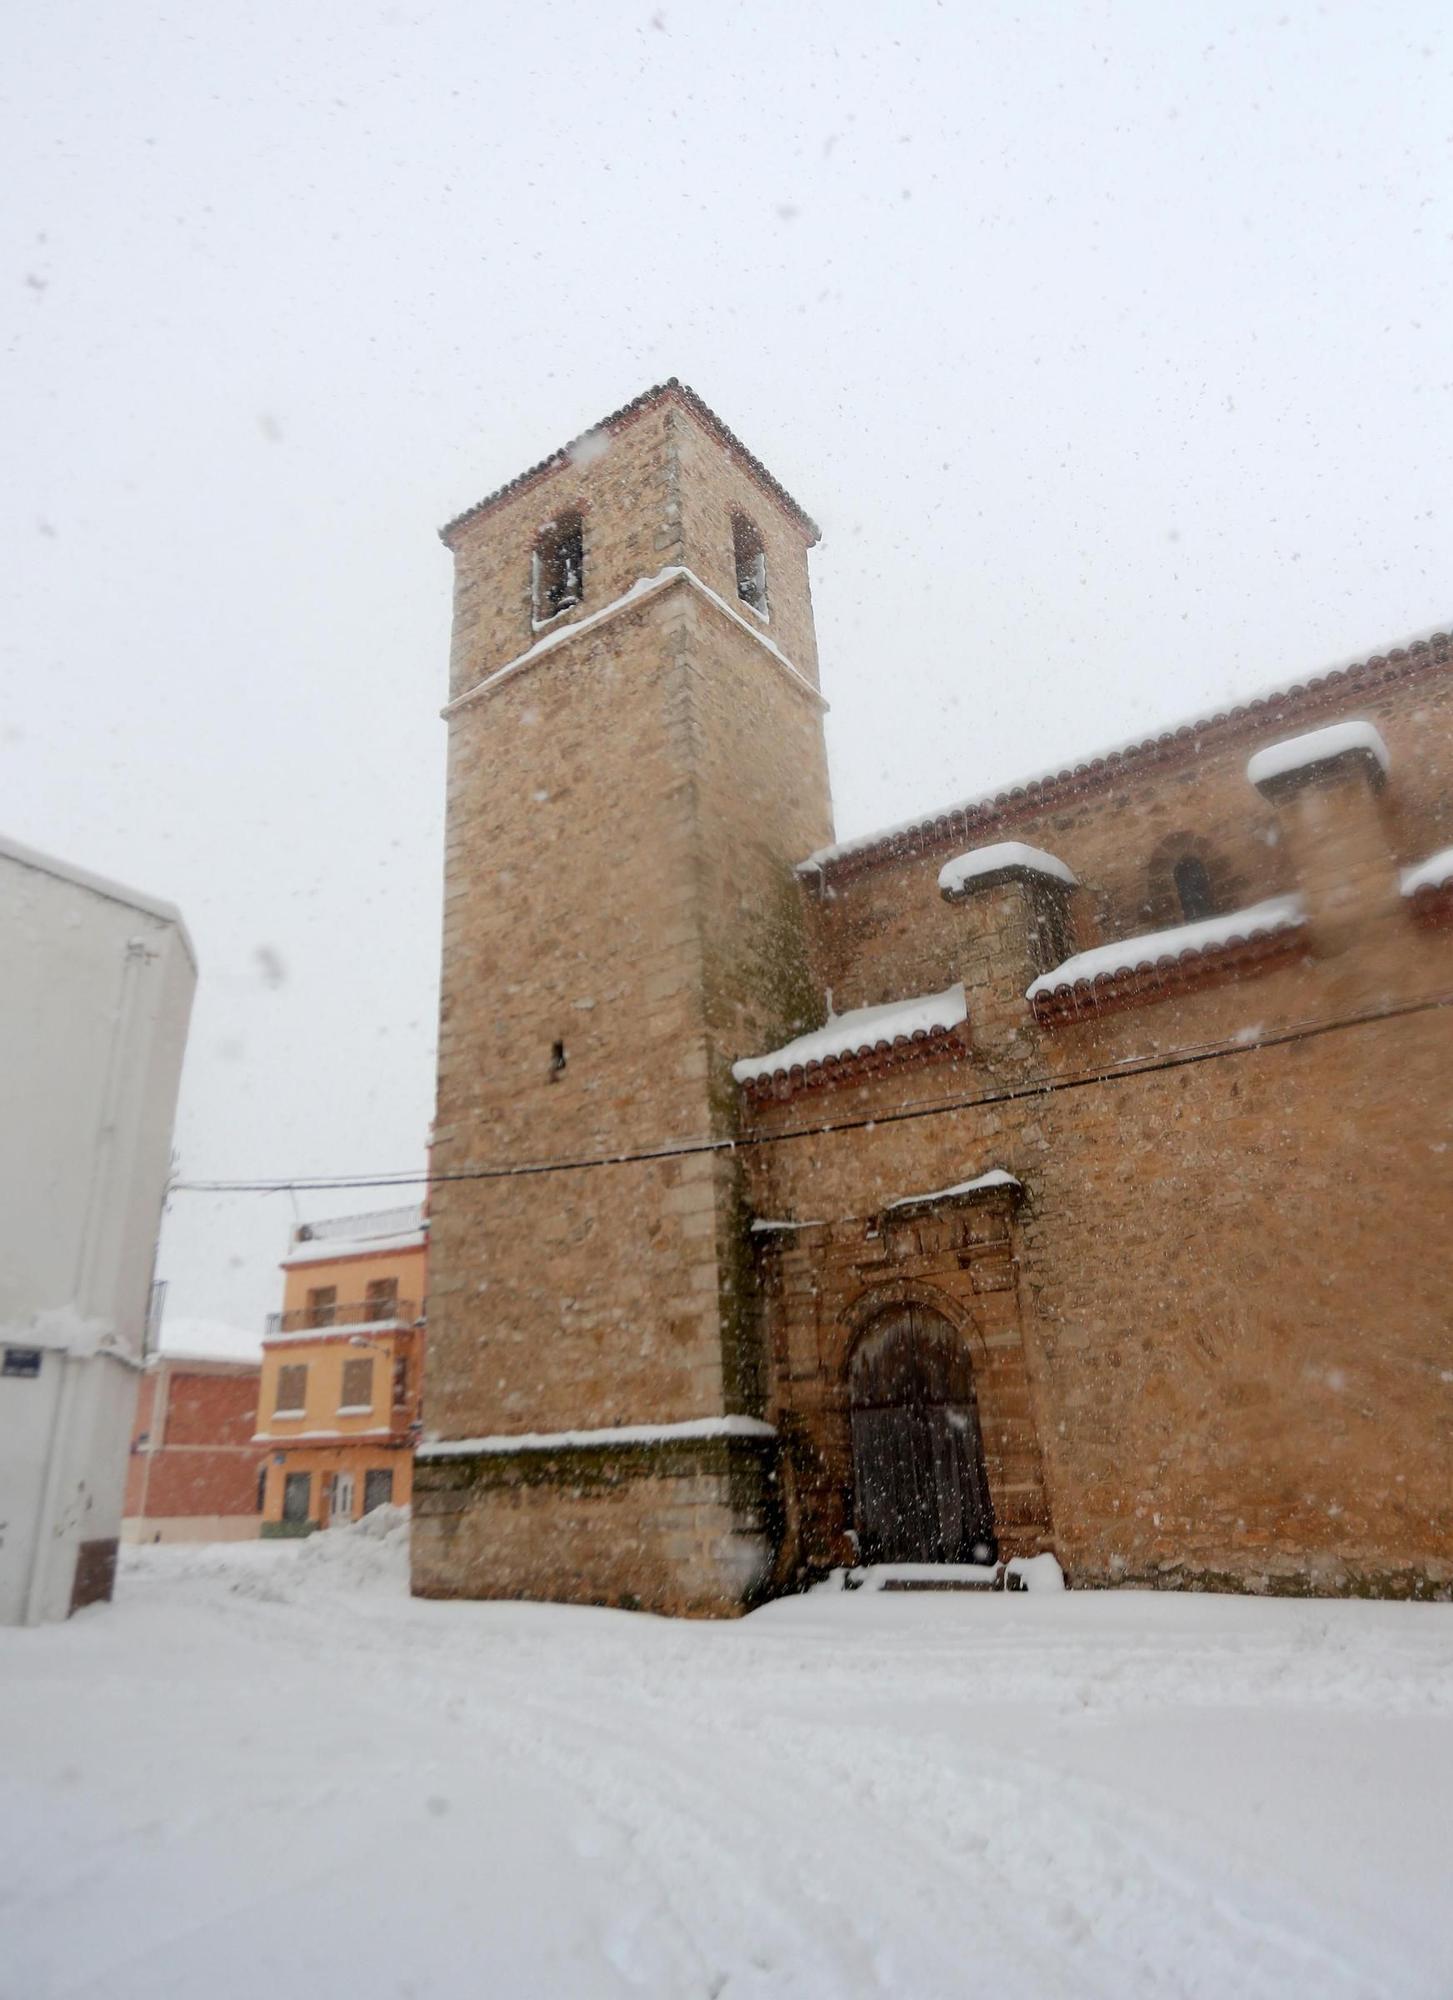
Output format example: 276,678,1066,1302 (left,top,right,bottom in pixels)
169,987,1453,1196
